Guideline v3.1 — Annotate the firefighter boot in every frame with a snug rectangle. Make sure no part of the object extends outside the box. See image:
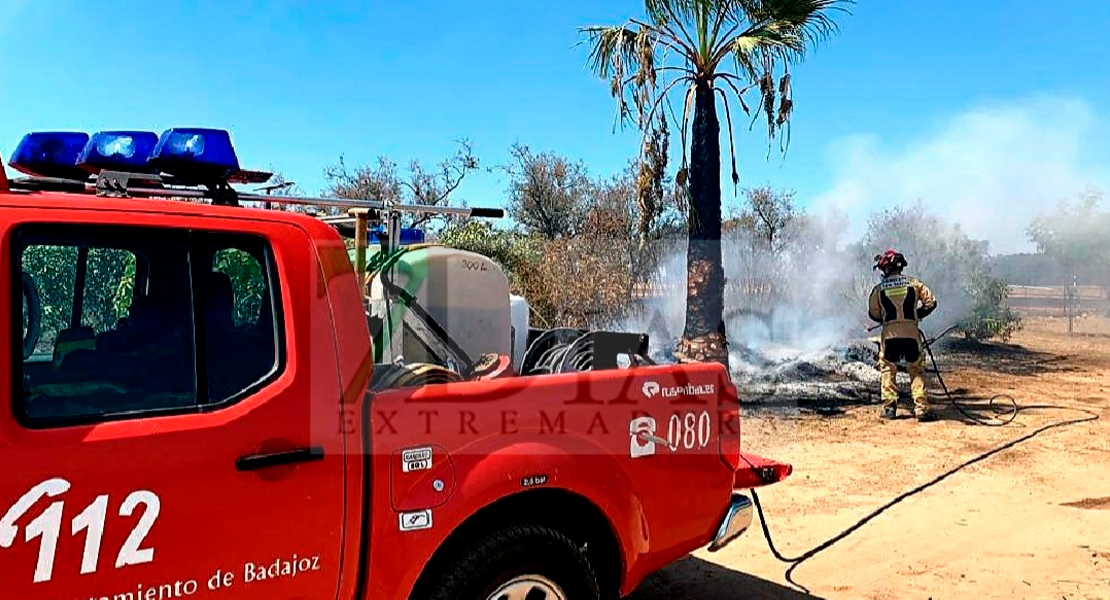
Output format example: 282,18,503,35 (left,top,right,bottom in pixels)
907,356,937,422
878,357,898,419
